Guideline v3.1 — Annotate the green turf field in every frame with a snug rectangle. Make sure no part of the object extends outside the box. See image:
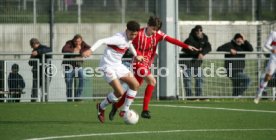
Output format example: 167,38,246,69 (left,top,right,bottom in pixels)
0,100,276,140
